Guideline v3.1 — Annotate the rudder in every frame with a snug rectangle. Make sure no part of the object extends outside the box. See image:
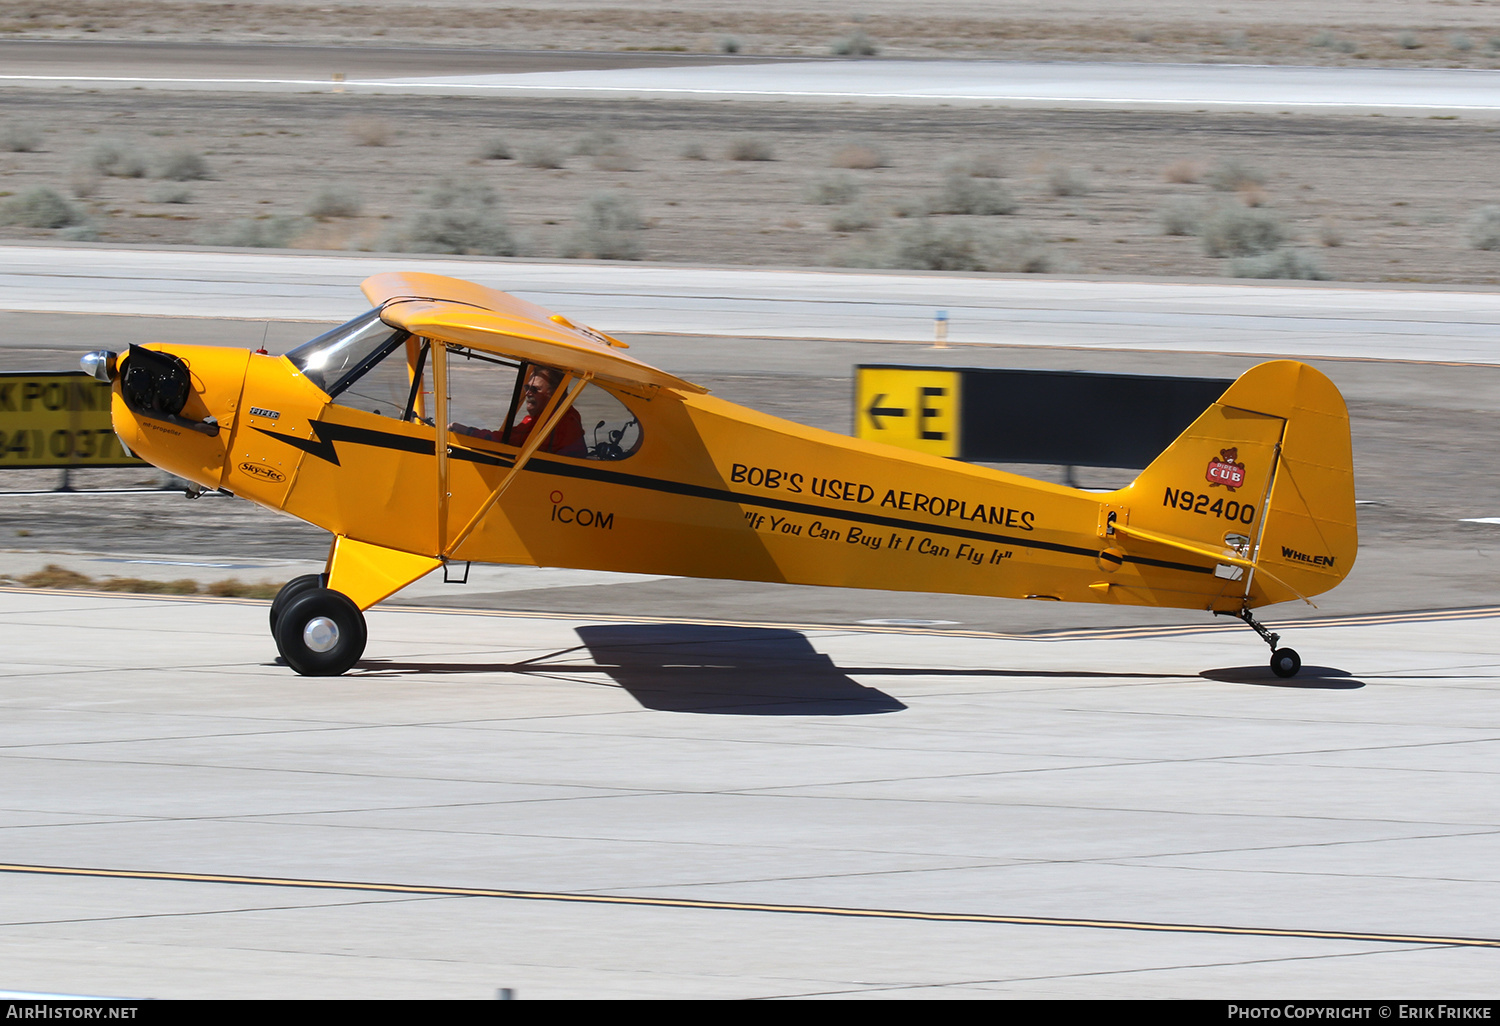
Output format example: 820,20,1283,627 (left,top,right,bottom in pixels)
1116,361,1356,609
